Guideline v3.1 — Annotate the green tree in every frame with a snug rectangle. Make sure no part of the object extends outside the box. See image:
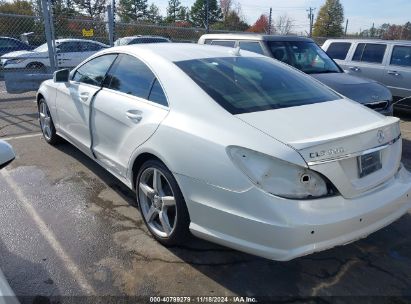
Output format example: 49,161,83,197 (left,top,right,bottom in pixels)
212,10,248,31
118,0,148,22
313,0,344,37
190,0,222,28
178,6,190,22
0,0,35,38
73,0,107,18
0,0,33,15
166,0,182,23
404,22,411,40
146,3,162,24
